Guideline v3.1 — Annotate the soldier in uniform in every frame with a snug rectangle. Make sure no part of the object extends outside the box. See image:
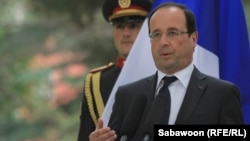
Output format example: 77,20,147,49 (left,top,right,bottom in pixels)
77,0,152,140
